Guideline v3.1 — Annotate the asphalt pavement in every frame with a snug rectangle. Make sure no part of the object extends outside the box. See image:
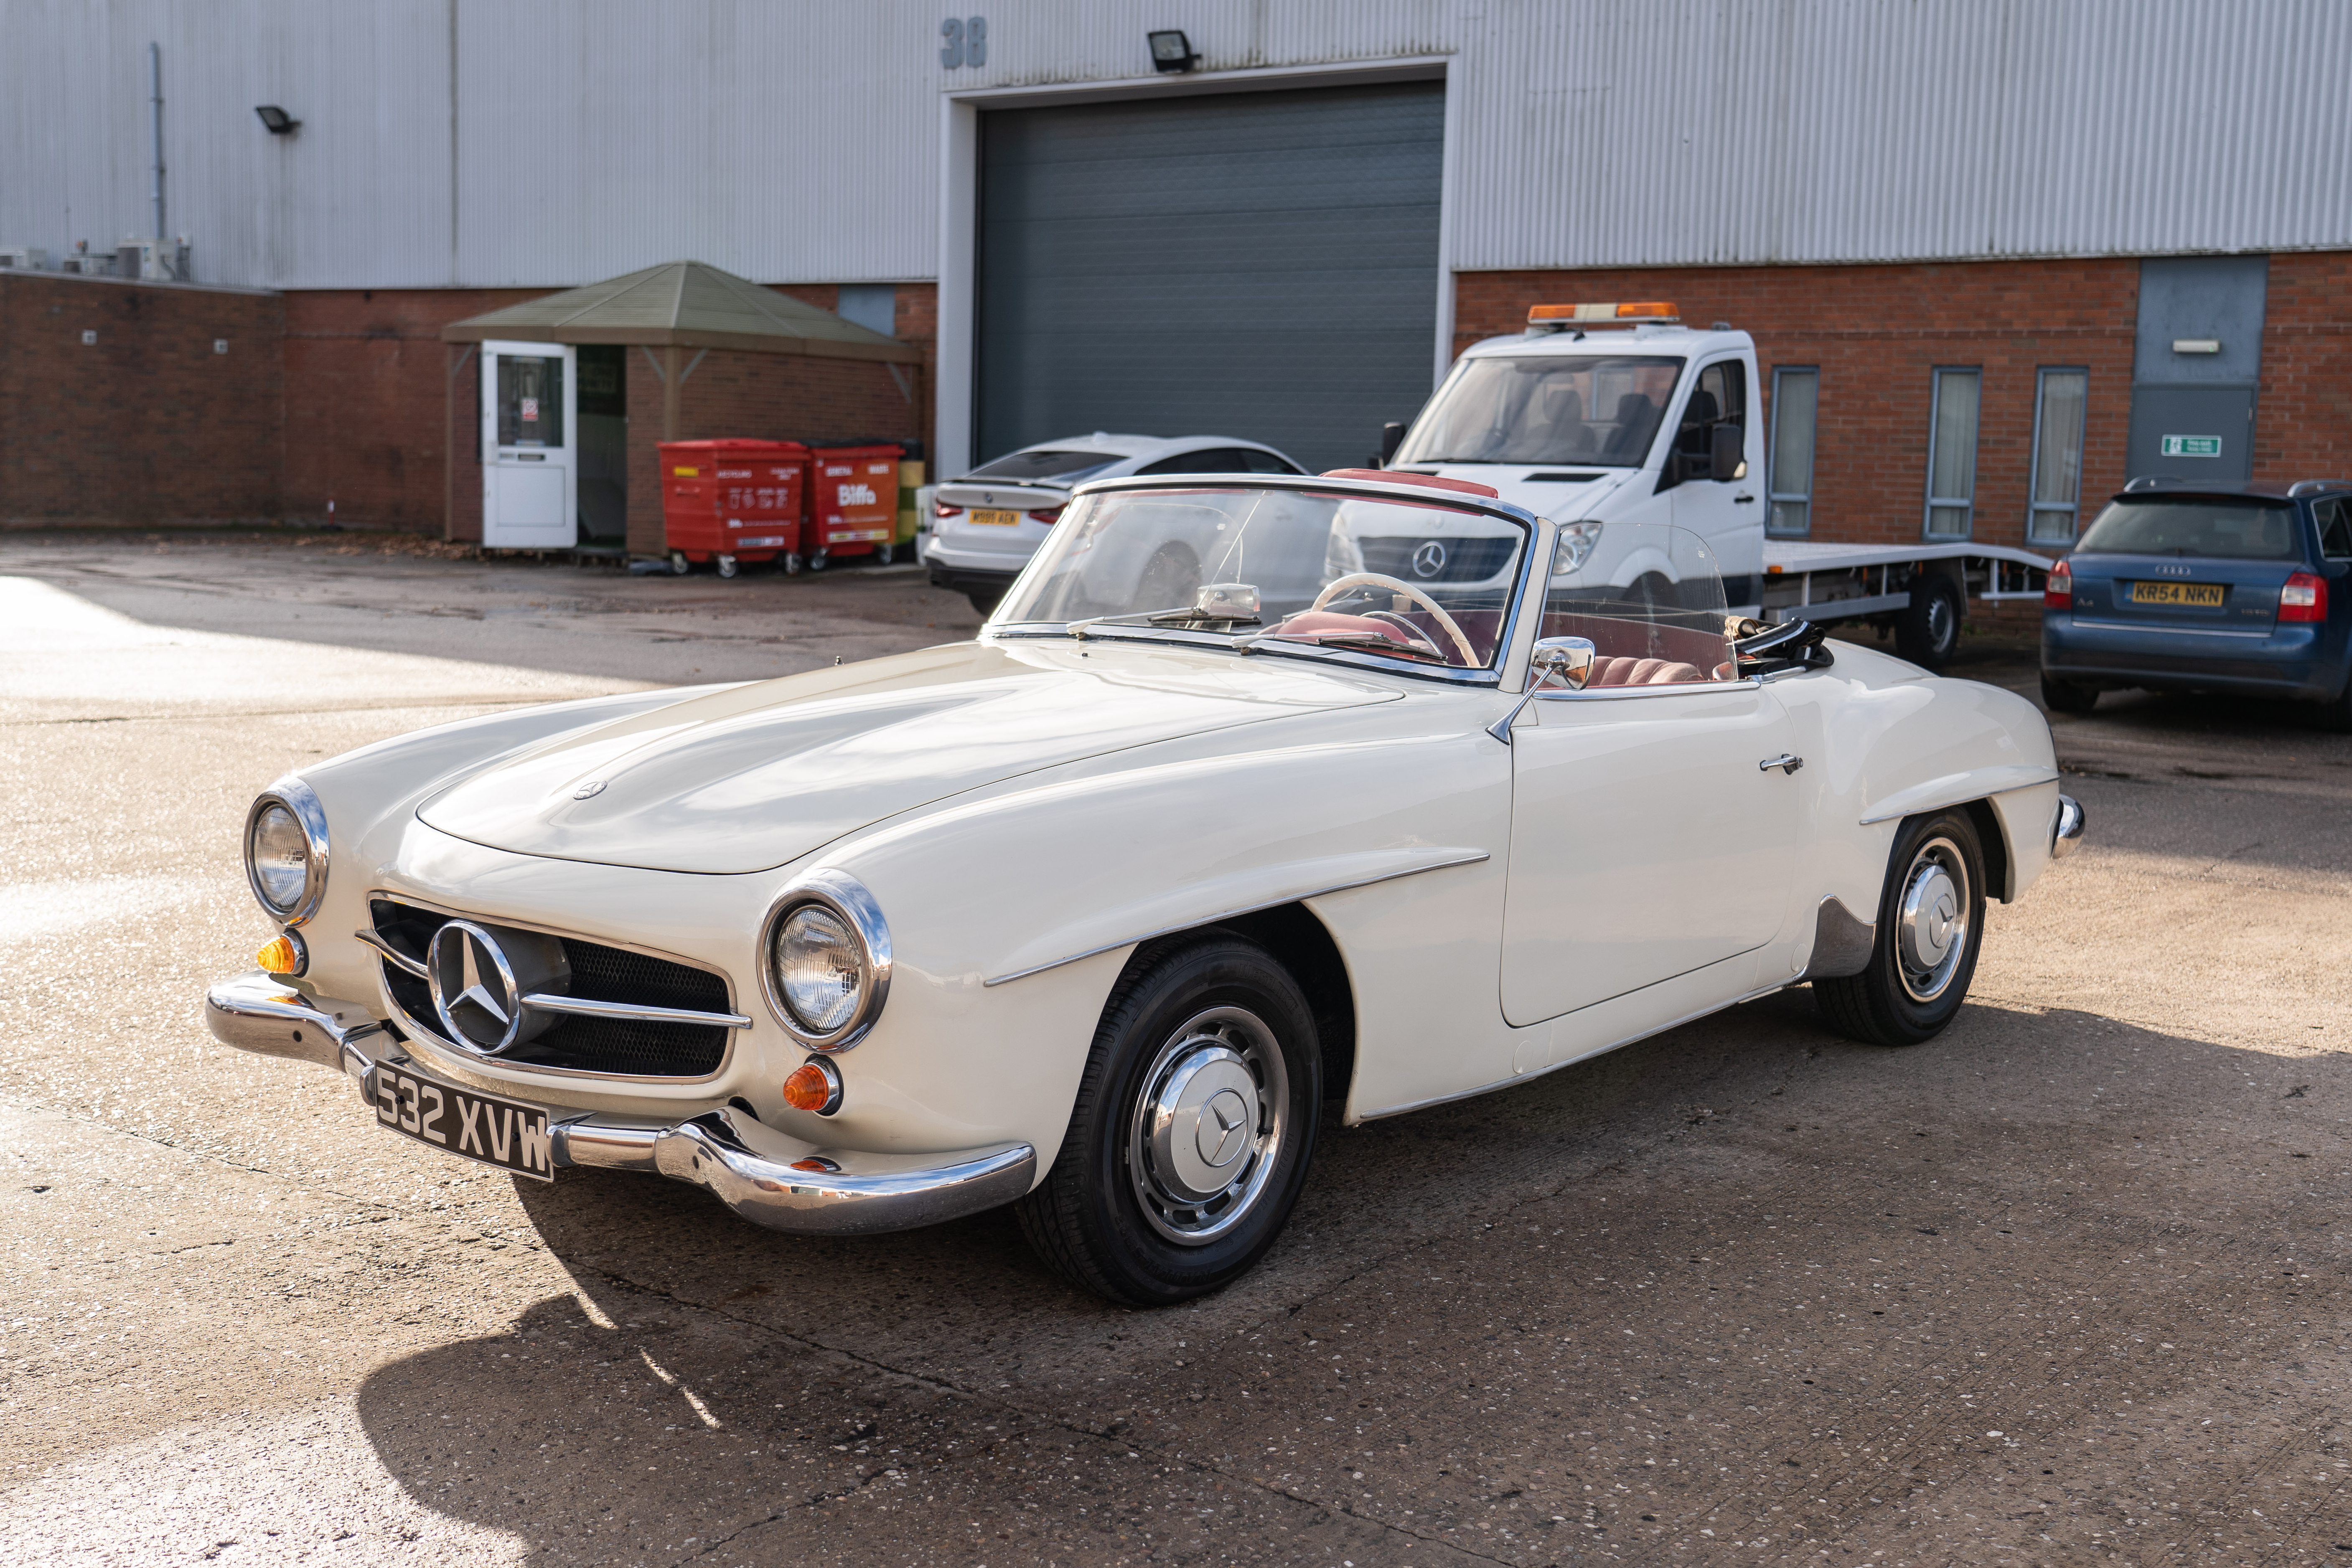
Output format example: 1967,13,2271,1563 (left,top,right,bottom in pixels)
4,531,2351,1567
